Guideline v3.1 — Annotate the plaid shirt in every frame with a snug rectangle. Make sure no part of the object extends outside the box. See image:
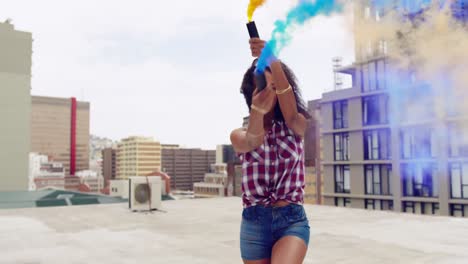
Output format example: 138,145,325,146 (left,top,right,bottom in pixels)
239,121,305,208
